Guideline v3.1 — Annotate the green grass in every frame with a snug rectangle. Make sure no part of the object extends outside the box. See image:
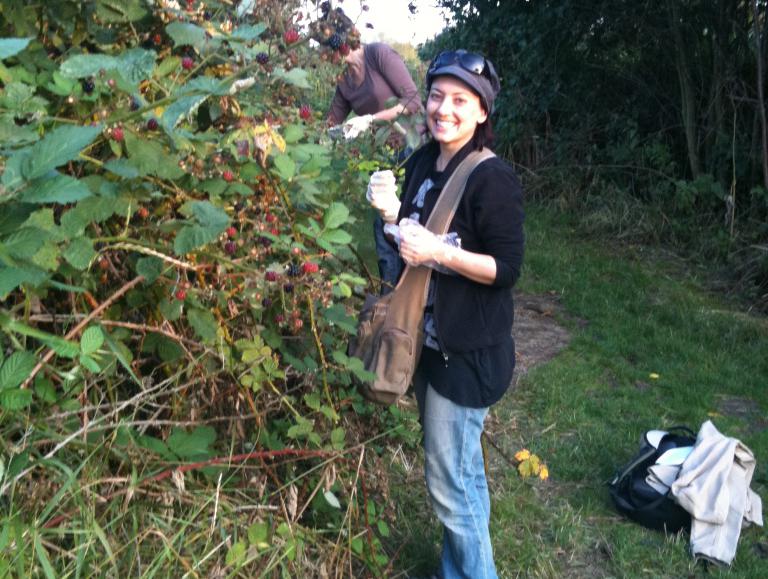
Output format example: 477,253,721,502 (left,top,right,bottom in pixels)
389,204,768,578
